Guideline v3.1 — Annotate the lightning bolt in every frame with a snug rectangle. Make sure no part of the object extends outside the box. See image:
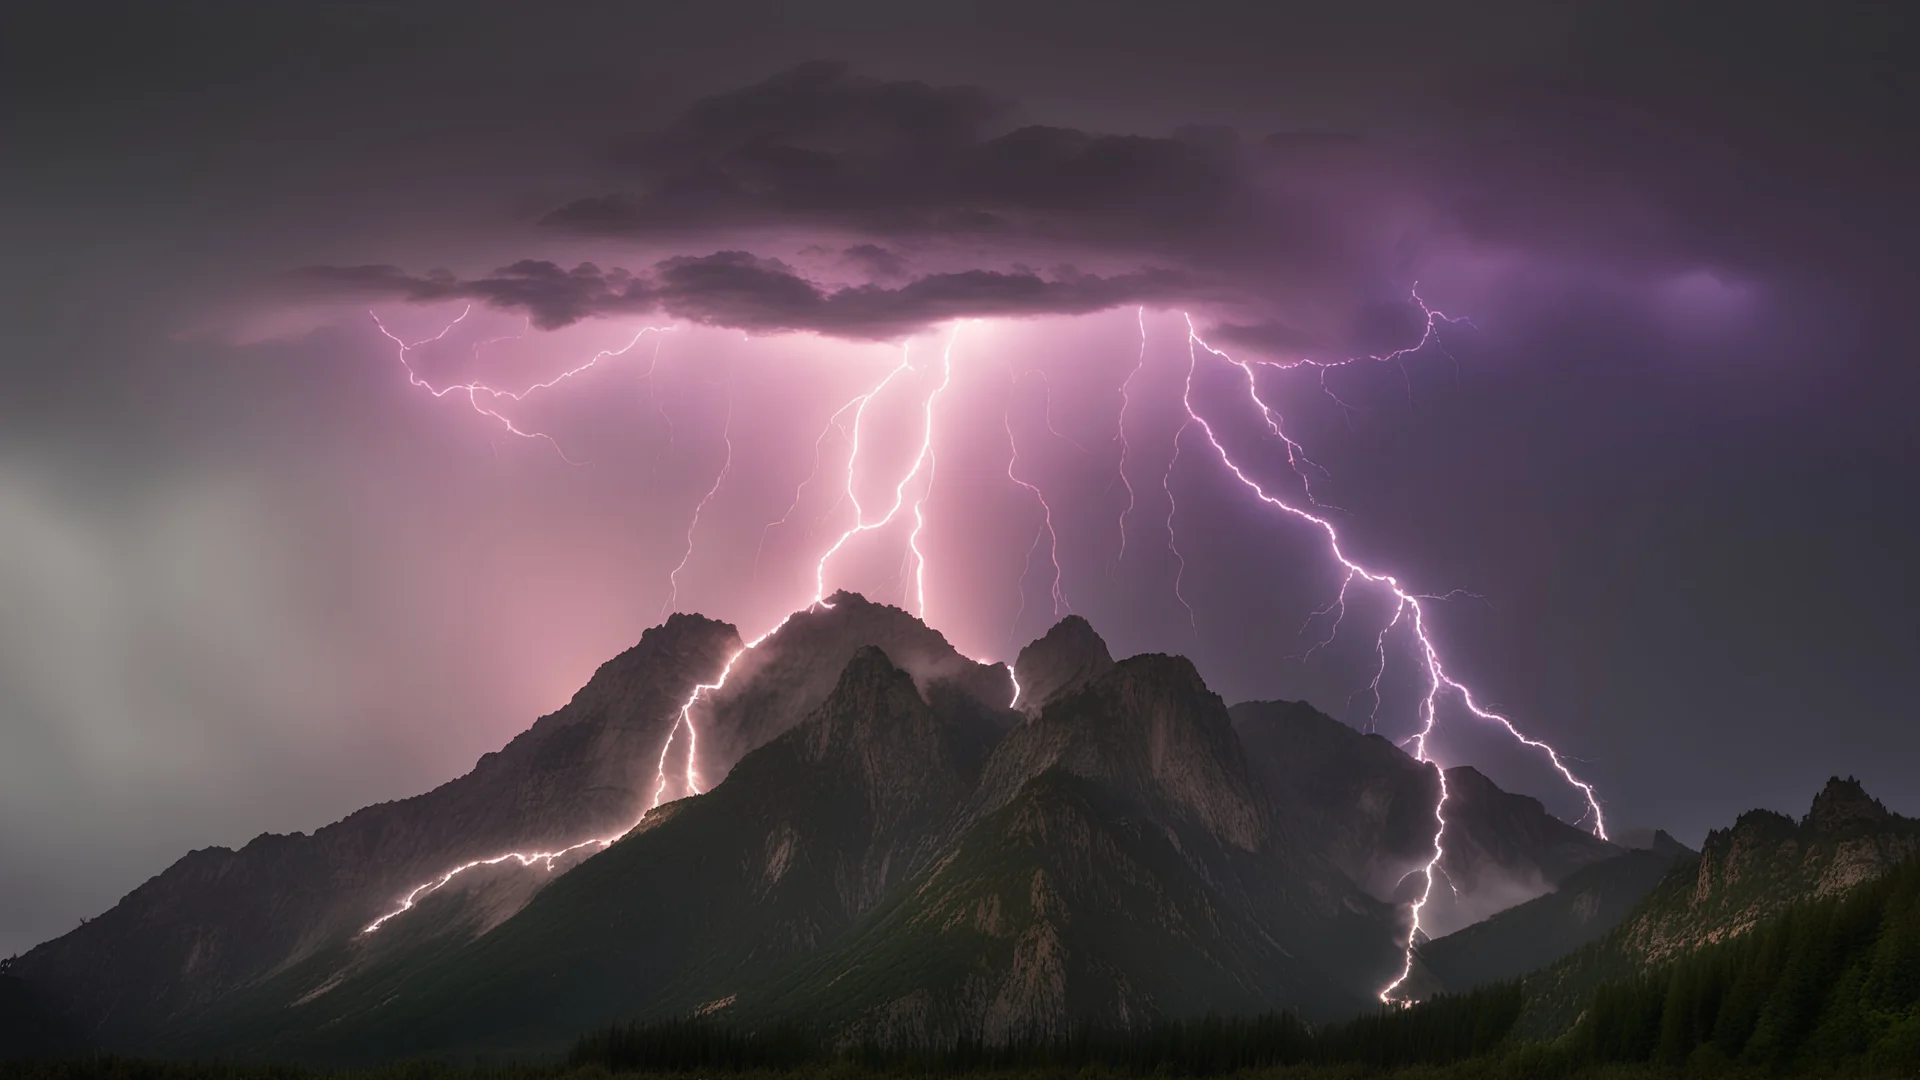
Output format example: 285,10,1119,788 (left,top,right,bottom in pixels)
369,329,977,935
658,324,969,808
372,305,673,465
660,375,735,622
361,298,1599,1014
1111,306,1148,569
1174,306,1604,1003
753,390,868,580
907,331,964,618
1161,413,1197,630
1005,364,1069,639
363,838,611,934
